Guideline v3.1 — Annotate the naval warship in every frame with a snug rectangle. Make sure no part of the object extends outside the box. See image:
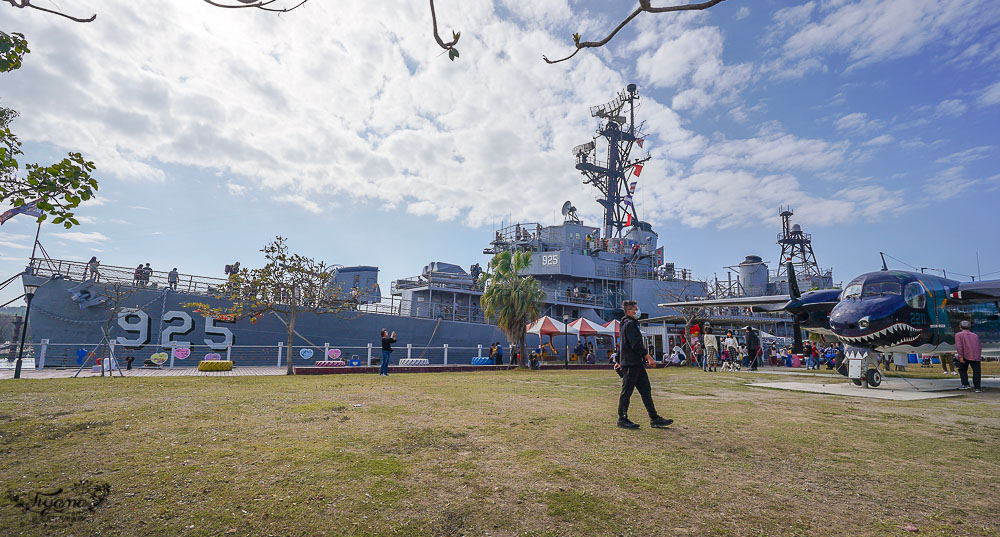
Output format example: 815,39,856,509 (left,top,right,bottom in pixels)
16,84,707,367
